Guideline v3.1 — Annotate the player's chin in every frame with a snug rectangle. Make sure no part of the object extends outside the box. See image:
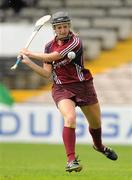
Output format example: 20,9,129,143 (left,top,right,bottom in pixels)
58,35,67,39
